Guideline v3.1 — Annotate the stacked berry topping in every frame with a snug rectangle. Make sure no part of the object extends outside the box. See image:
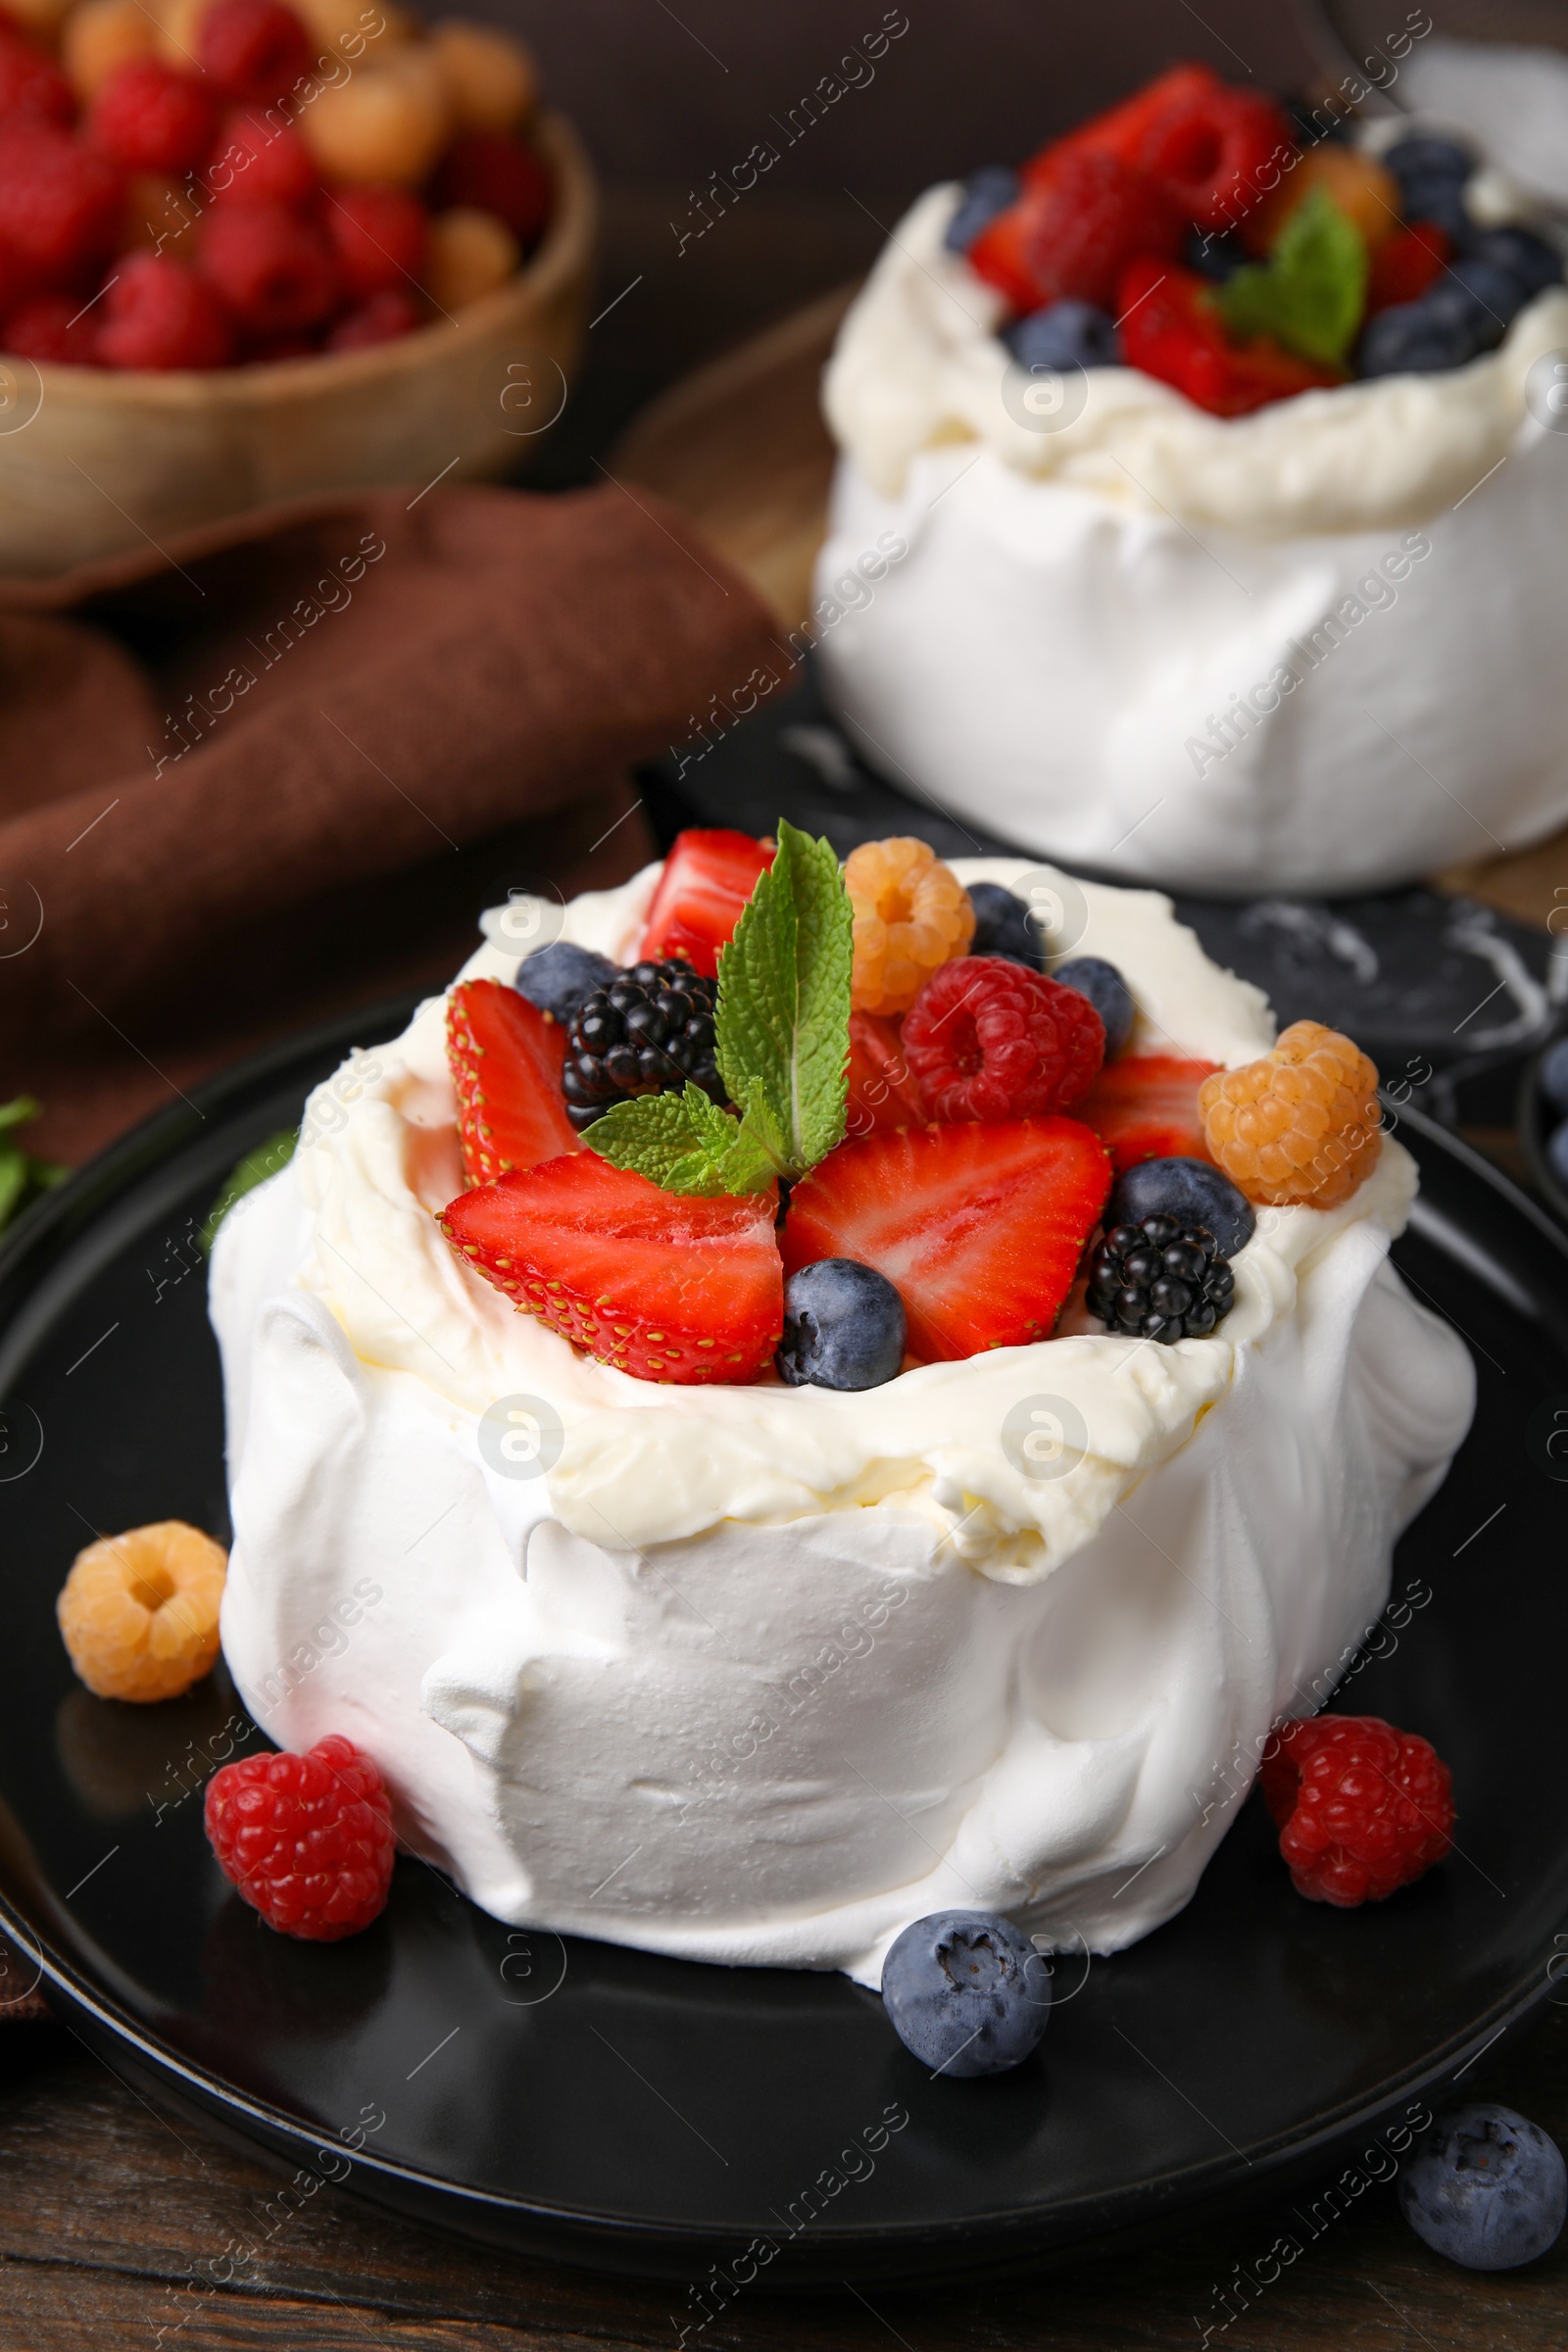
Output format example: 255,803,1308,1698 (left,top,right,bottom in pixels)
1085,1212,1235,1341
562,958,723,1133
